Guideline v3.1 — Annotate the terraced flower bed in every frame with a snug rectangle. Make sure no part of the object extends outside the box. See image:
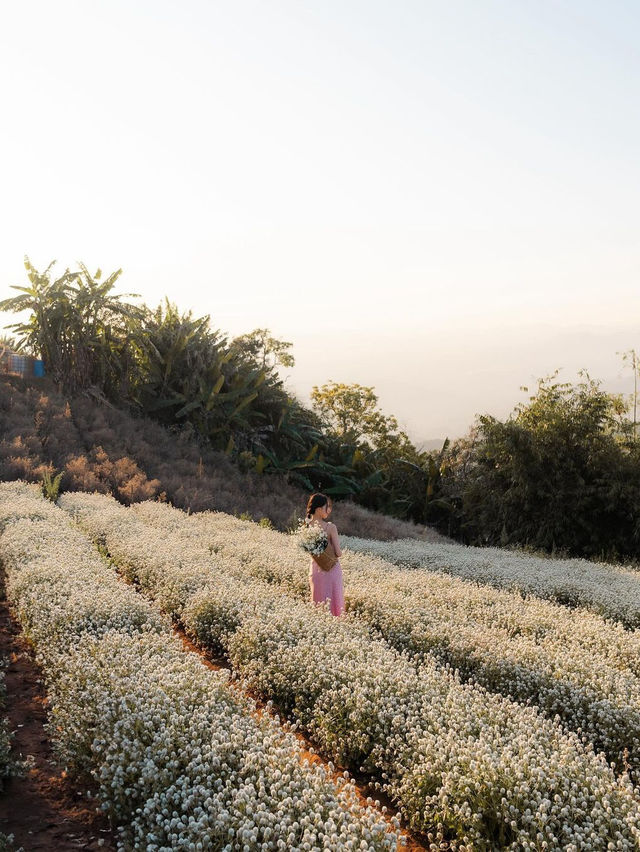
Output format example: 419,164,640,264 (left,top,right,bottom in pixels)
0,483,396,851
59,491,640,850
